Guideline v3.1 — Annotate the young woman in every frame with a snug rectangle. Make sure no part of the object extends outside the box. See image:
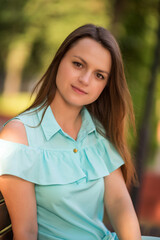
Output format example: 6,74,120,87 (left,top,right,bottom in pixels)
0,24,157,240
